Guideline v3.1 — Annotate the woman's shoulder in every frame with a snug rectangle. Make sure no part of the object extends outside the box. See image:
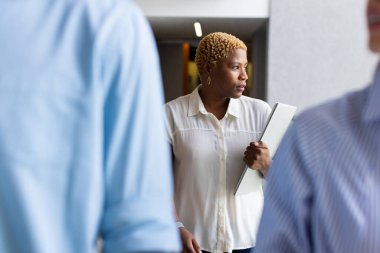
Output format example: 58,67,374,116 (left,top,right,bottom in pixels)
166,94,191,105
165,94,192,112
